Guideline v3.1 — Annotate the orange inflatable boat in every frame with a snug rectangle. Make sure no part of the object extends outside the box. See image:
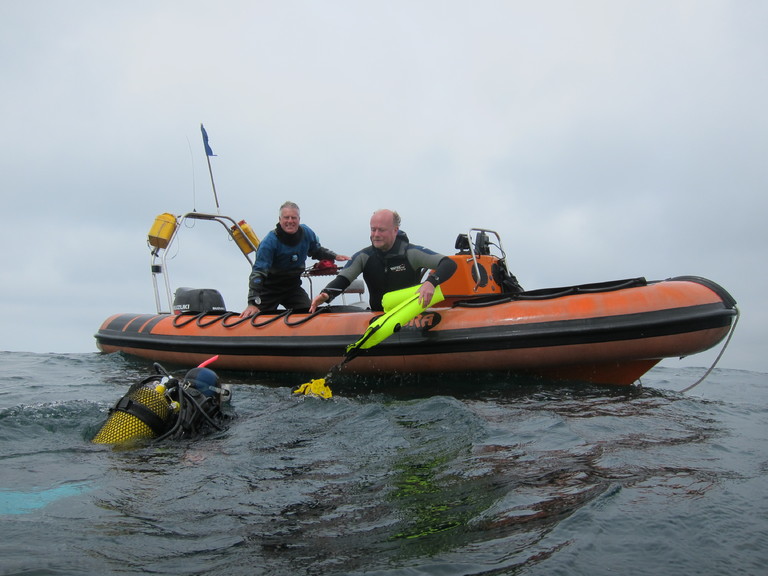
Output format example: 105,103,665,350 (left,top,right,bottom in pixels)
95,213,738,386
